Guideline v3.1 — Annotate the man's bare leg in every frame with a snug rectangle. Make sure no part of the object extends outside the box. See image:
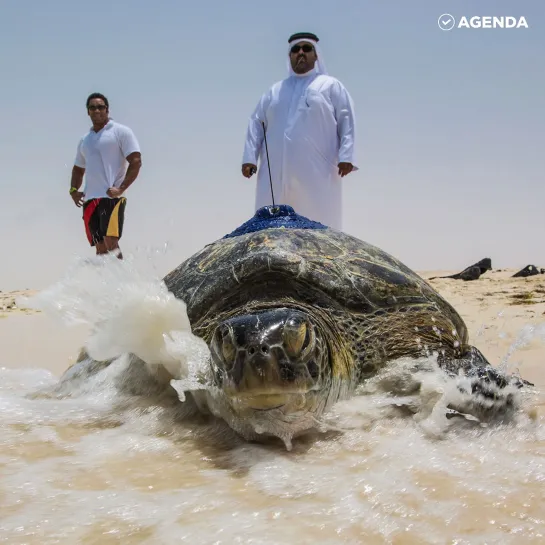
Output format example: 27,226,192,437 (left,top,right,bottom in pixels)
104,236,123,259
95,238,122,258
95,241,107,255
